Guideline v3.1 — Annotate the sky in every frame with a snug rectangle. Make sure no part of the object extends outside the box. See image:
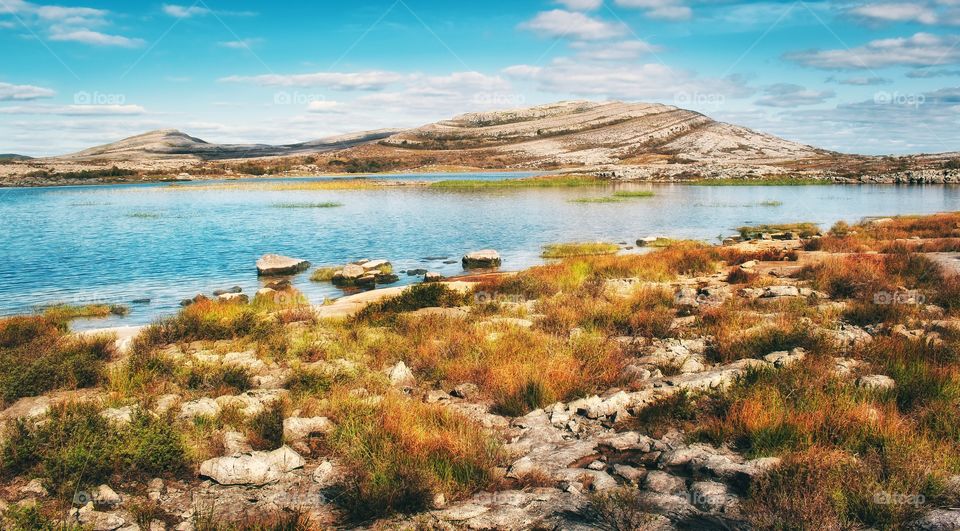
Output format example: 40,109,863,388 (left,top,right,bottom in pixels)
1,0,959,156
